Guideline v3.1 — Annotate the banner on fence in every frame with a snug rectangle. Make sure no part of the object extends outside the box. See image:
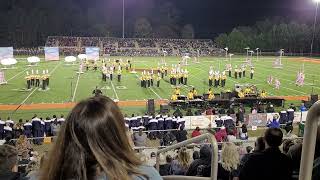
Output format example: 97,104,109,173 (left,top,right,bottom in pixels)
0,47,13,60
44,47,59,61
85,47,99,60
